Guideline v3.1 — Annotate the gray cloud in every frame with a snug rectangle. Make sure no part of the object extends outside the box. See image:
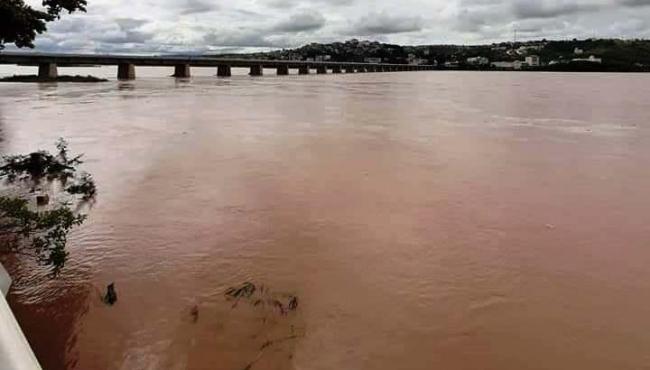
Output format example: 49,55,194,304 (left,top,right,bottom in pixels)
264,0,354,9
17,0,650,53
350,12,423,35
203,30,275,47
618,0,650,6
273,11,326,32
179,0,220,15
512,0,601,19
